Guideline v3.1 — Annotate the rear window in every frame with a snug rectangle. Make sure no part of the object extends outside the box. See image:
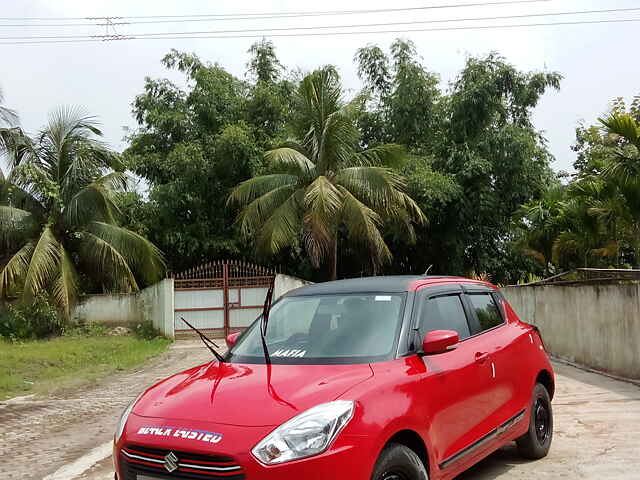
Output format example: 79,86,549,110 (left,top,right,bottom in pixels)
226,293,406,364
467,293,504,332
